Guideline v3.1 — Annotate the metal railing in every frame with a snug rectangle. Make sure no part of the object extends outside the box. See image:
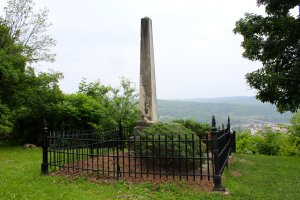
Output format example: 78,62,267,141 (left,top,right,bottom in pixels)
42,116,235,190
211,116,235,191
